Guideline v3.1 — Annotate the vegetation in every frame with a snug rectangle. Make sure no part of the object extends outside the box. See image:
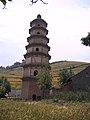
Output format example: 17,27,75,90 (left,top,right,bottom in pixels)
0,66,5,70
0,77,11,98
0,0,48,7
81,32,90,47
0,0,12,7
6,62,22,69
0,99,90,120
49,91,90,102
37,66,52,97
58,68,74,87
30,0,48,5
